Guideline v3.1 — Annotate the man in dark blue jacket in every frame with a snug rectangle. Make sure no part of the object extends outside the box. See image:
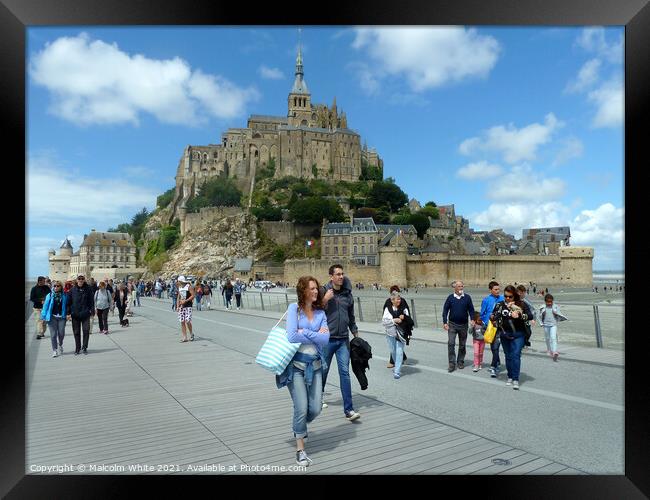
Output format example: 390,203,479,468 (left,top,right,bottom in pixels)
68,274,95,355
321,264,361,421
442,280,475,372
